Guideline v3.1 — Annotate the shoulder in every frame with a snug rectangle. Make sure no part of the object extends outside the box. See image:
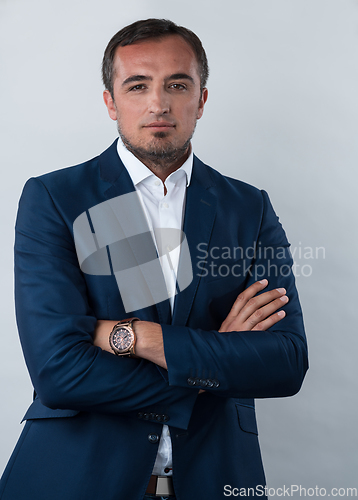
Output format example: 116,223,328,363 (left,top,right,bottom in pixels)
26,140,120,195
193,156,288,246
193,154,267,208
34,154,101,192
18,142,121,229
19,141,121,214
